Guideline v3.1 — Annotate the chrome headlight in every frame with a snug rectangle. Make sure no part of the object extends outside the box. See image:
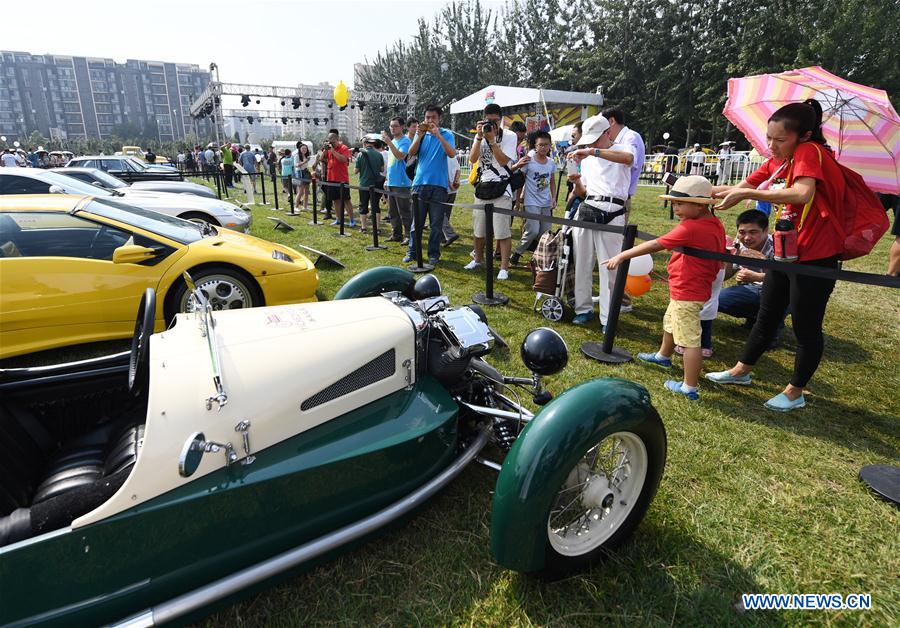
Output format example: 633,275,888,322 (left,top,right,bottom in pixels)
272,250,294,263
